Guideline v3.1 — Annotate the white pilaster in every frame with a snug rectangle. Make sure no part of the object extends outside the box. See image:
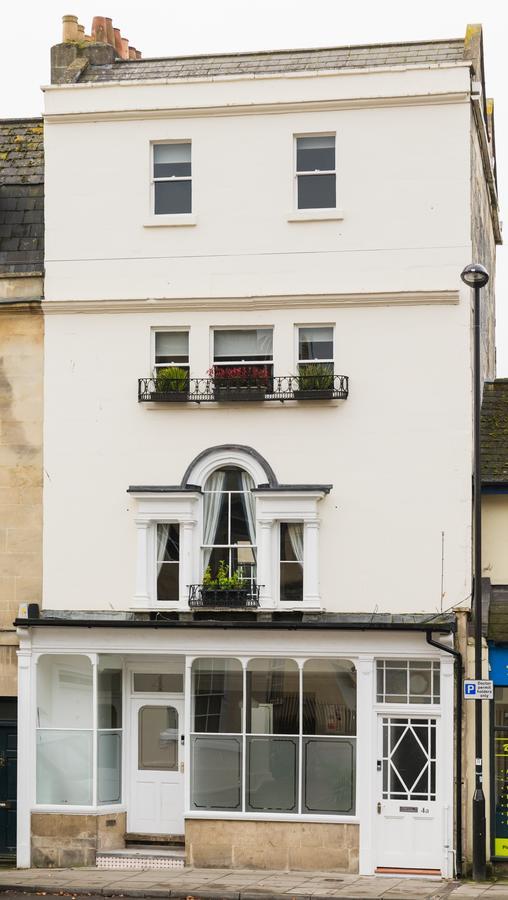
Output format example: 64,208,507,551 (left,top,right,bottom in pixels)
303,520,320,606
440,656,455,878
133,519,150,604
356,656,375,875
257,520,274,607
16,645,33,868
180,520,197,604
